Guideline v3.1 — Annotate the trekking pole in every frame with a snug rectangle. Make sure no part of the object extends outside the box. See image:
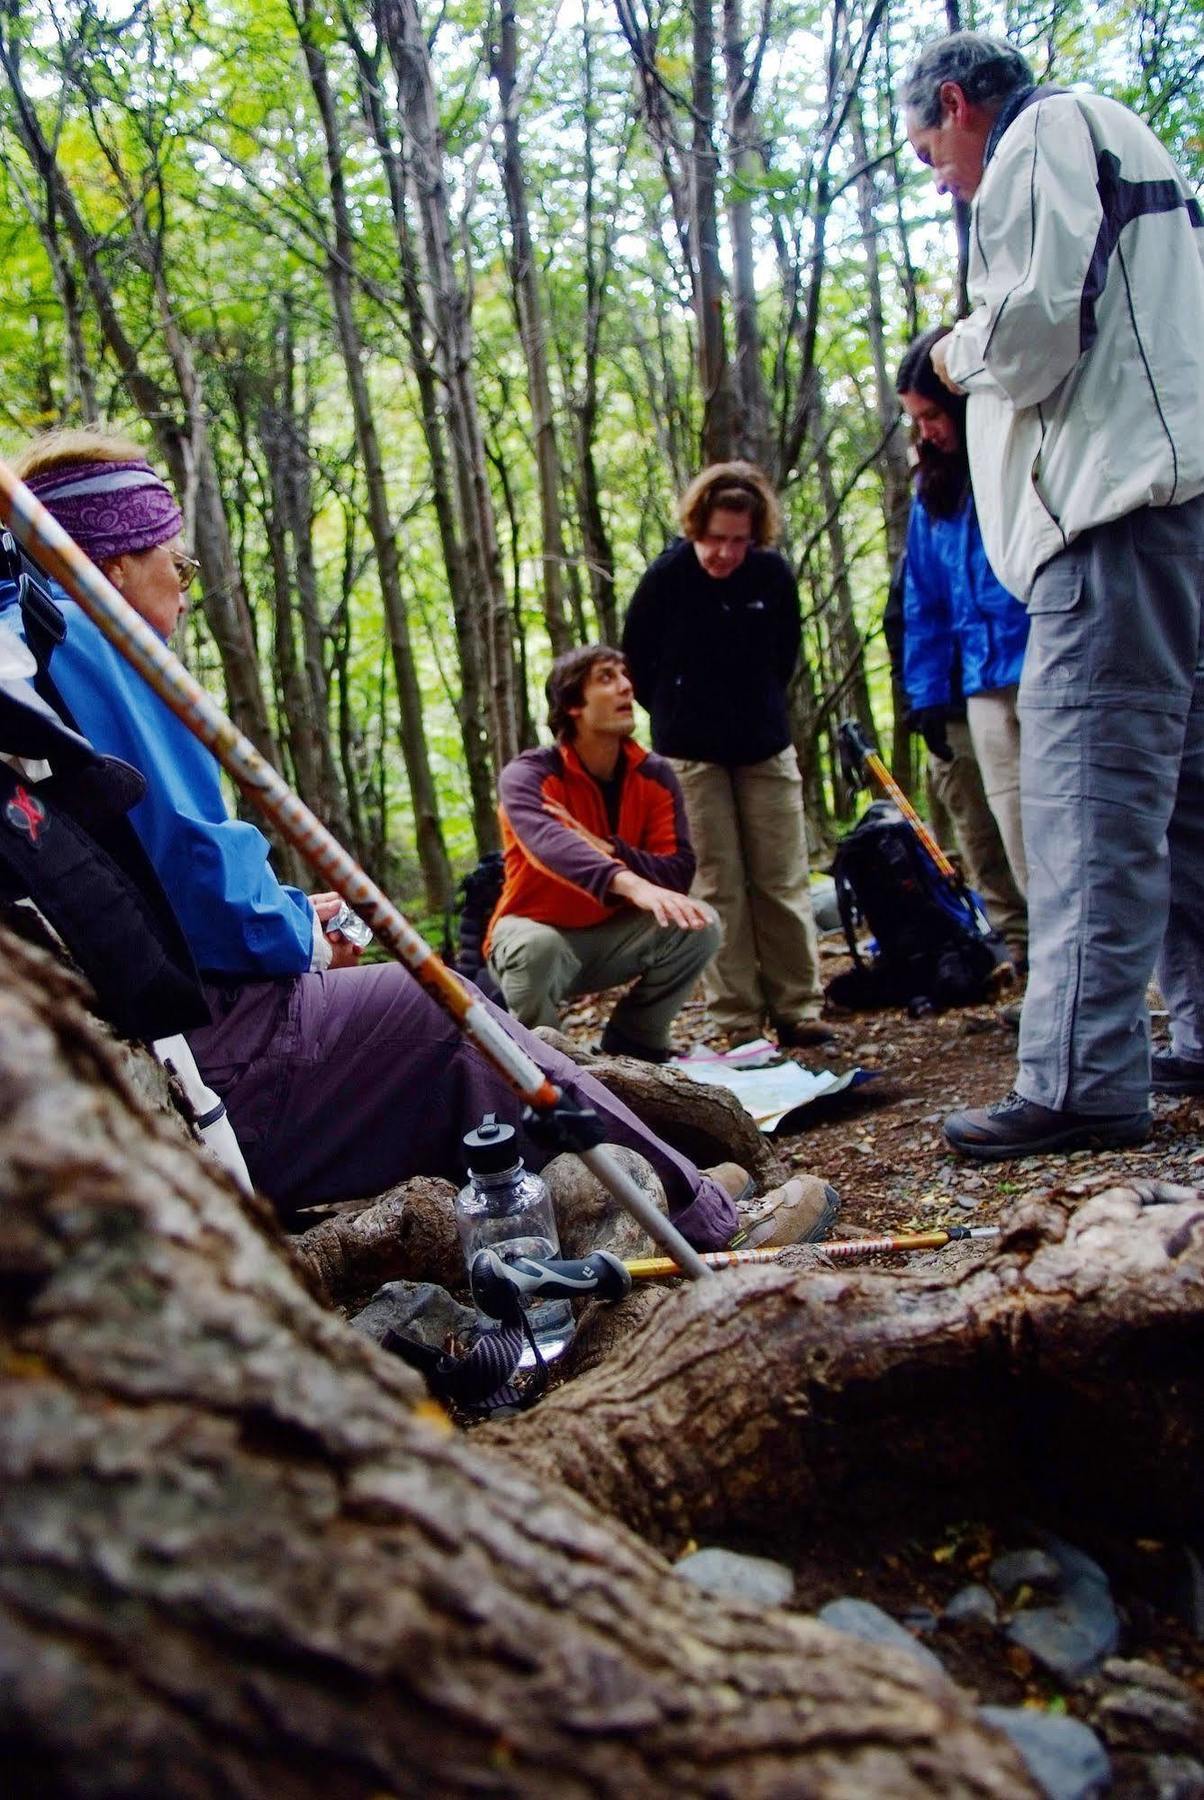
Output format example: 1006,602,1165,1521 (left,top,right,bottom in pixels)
838,717,959,879
0,461,712,1282
624,1225,1001,1280
468,1227,1002,1309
